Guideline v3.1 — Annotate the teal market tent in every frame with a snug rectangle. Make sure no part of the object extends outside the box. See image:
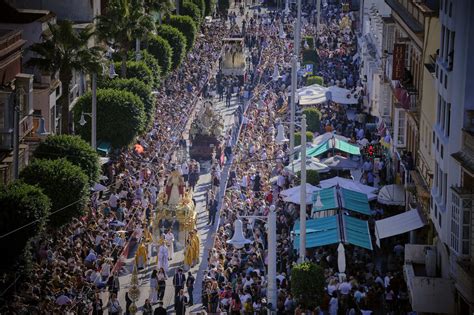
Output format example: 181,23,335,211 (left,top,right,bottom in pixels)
293,215,372,250
312,187,371,215
306,137,361,157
